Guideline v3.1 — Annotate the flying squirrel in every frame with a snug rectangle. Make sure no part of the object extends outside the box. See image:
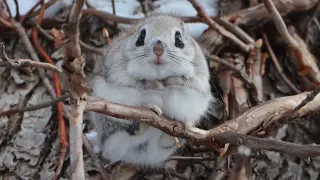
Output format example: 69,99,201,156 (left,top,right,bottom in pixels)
86,15,217,167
